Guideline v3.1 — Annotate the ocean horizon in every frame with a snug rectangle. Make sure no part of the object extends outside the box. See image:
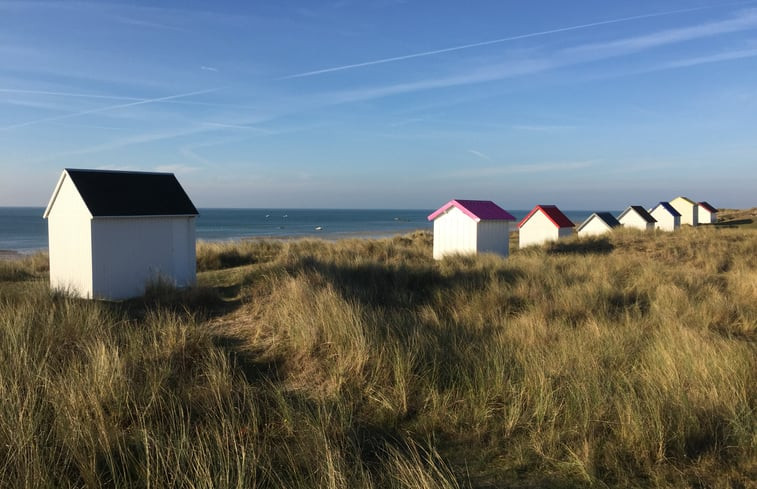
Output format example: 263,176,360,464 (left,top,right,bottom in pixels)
0,207,614,253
